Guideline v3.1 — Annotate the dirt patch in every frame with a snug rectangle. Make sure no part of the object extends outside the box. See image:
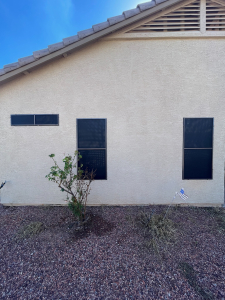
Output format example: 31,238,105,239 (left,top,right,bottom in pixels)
68,213,115,241
90,213,115,236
